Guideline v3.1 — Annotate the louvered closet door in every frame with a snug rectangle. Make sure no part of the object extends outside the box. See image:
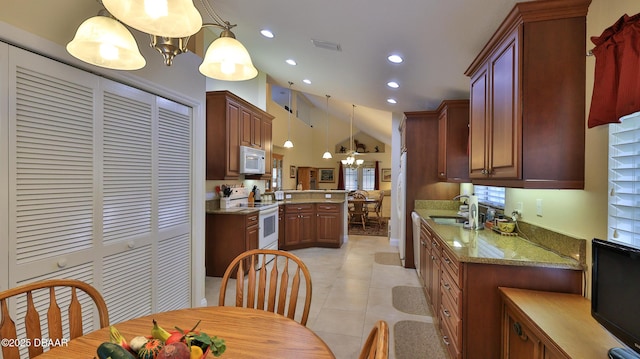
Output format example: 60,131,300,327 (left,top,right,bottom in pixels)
155,97,192,312
0,42,8,294
7,46,99,285
99,80,155,324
